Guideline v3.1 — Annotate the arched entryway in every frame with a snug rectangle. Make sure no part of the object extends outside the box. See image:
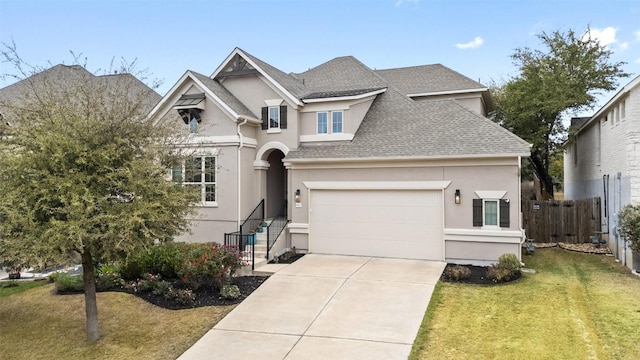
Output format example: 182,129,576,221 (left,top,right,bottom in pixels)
265,149,287,218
